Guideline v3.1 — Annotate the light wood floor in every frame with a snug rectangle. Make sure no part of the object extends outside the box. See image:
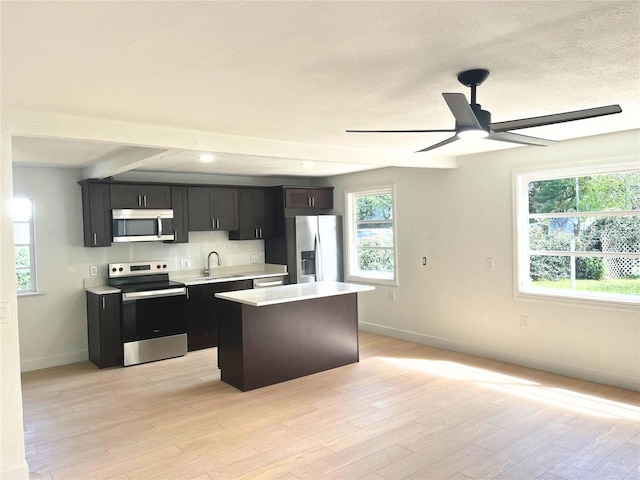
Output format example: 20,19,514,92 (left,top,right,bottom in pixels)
22,332,640,480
